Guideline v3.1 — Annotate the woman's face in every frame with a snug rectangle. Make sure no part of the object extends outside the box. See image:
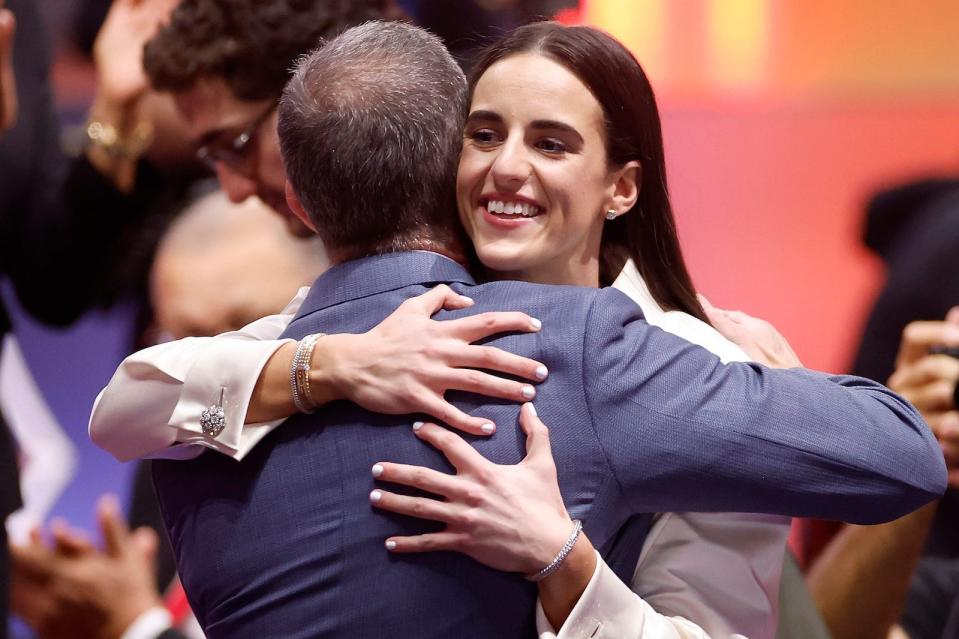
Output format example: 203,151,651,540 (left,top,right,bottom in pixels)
457,53,624,287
